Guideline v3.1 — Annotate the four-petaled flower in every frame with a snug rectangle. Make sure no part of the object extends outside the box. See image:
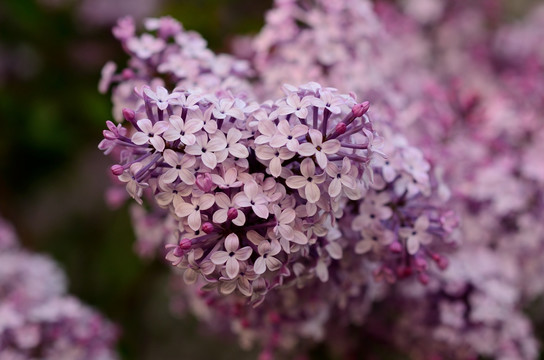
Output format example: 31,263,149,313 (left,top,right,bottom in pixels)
131,119,169,152
325,157,357,197
254,240,282,274
213,192,246,226
286,158,325,203
298,129,341,168
255,145,295,177
175,193,215,230
211,233,253,279
163,115,203,145
161,149,196,184
144,86,181,110
185,134,227,169
269,120,308,151
399,215,433,255
233,181,270,219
